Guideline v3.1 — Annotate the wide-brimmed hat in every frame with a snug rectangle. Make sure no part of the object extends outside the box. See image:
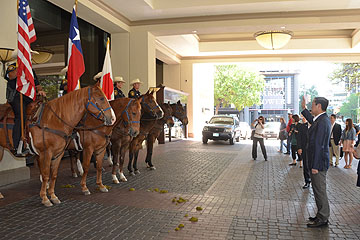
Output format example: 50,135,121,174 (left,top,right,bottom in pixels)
60,66,68,76
114,76,125,83
130,78,142,85
93,72,102,81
